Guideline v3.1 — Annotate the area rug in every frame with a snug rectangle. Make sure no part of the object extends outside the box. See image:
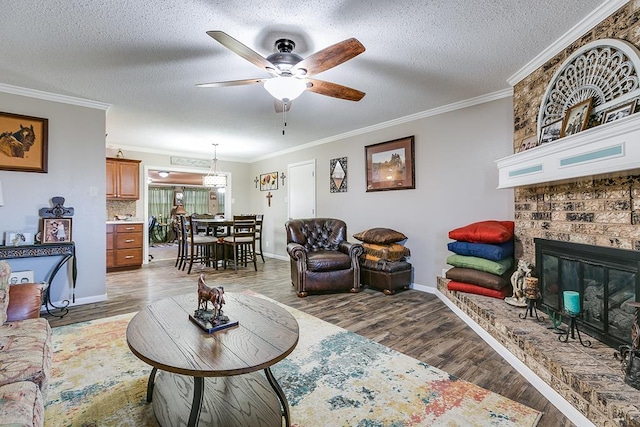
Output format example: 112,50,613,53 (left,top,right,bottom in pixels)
44,295,542,426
